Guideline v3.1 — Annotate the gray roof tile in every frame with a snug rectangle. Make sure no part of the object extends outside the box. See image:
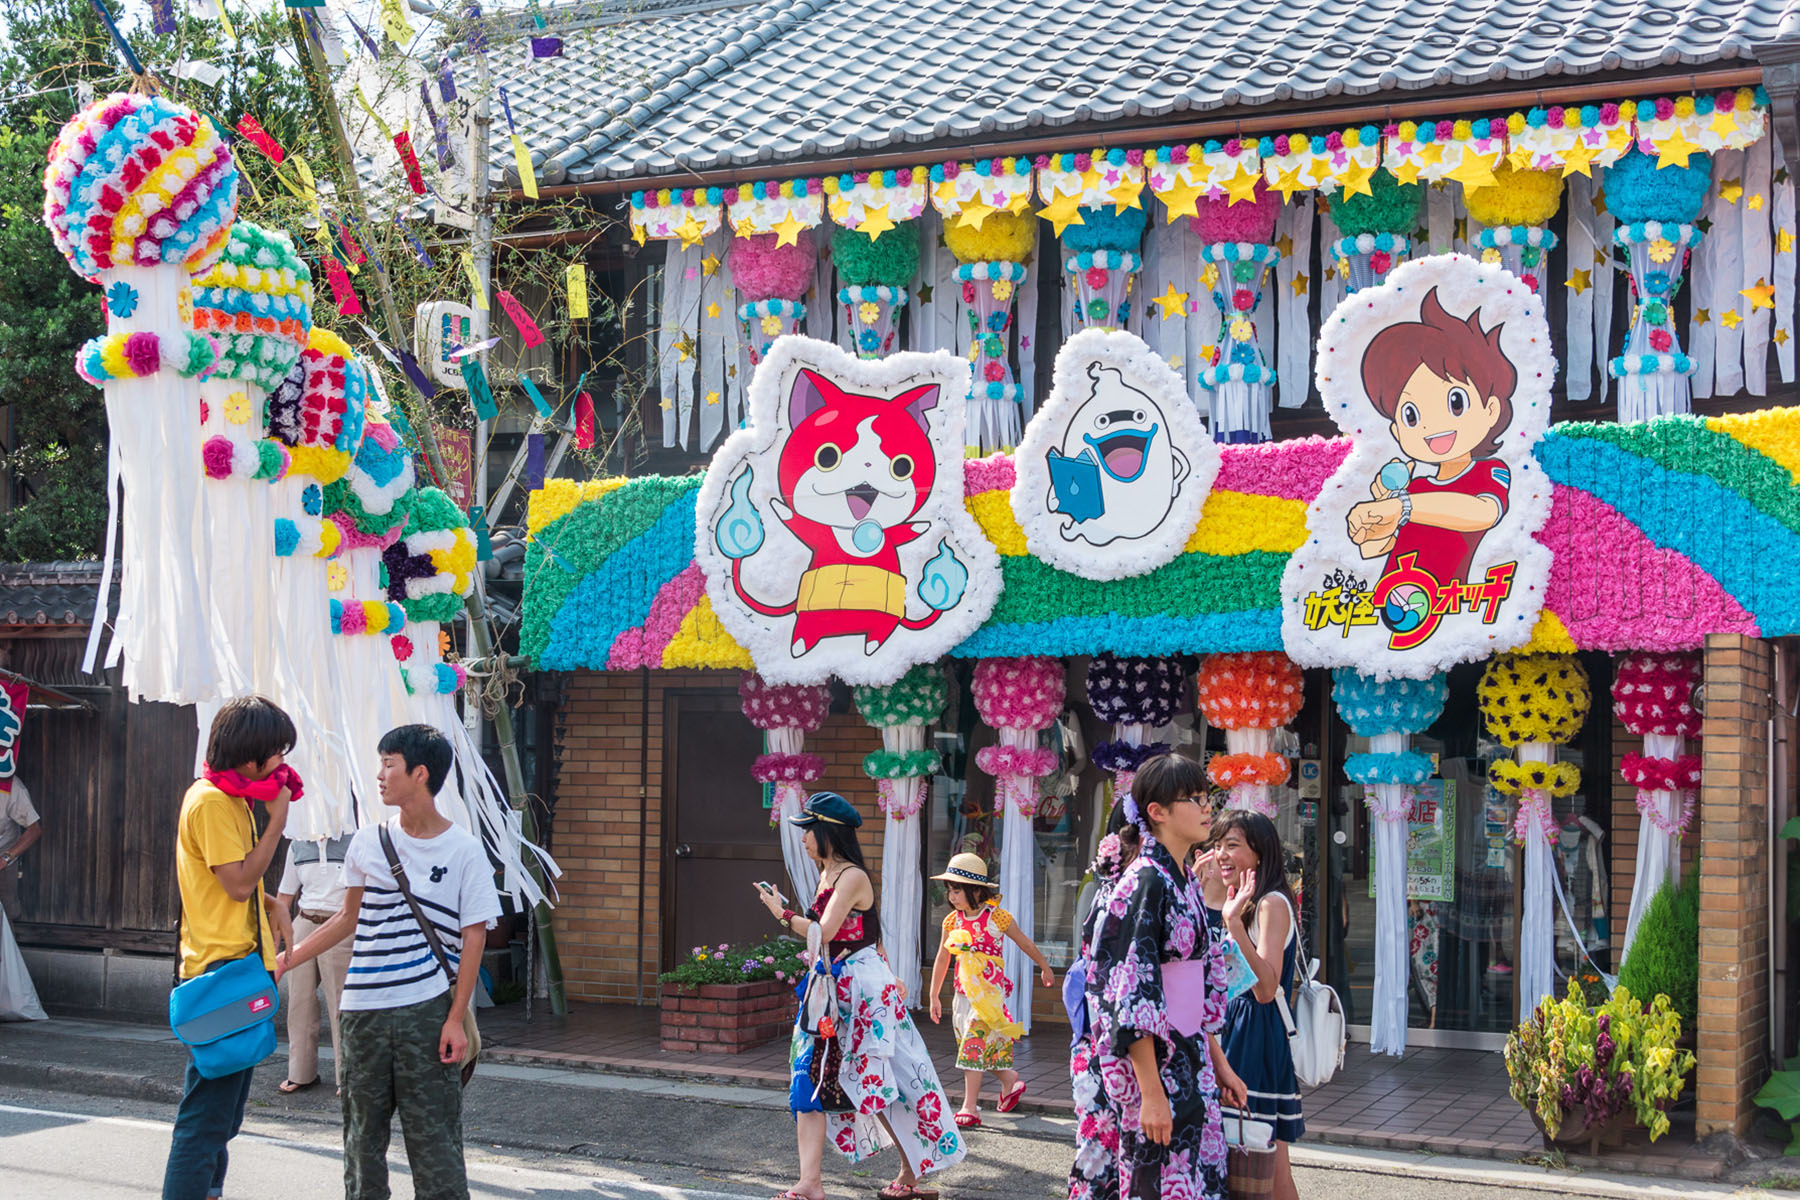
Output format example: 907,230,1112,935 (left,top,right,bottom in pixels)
467,0,1798,188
